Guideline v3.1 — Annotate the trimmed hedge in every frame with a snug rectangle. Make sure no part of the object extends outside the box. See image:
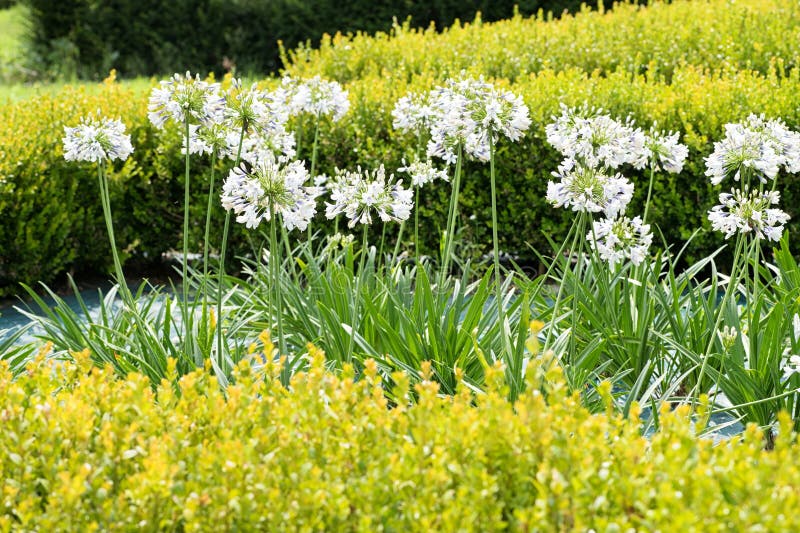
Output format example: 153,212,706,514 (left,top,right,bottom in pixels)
2,349,800,530
22,0,596,80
